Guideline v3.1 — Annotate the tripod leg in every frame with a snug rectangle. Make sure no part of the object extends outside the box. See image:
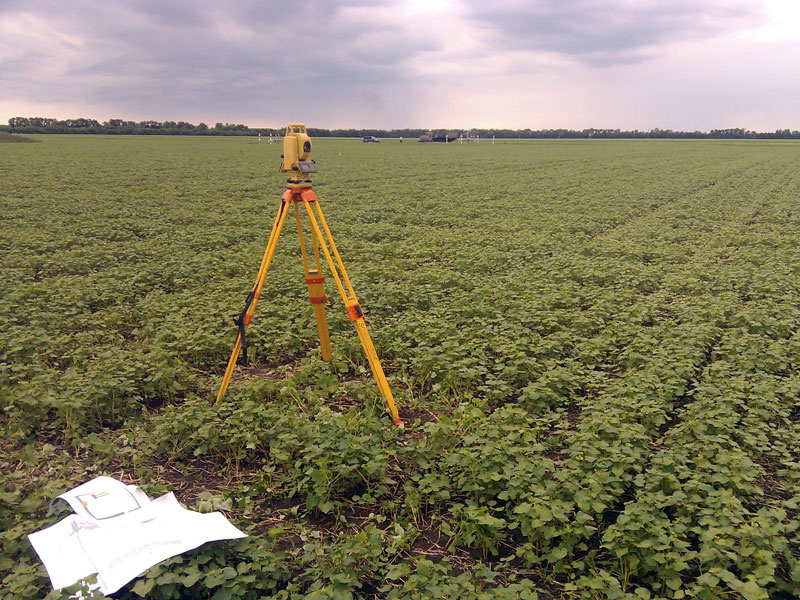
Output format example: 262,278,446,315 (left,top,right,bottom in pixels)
293,202,332,360
300,199,403,426
348,302,401,424
307,271,332,360
215,197,292,404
